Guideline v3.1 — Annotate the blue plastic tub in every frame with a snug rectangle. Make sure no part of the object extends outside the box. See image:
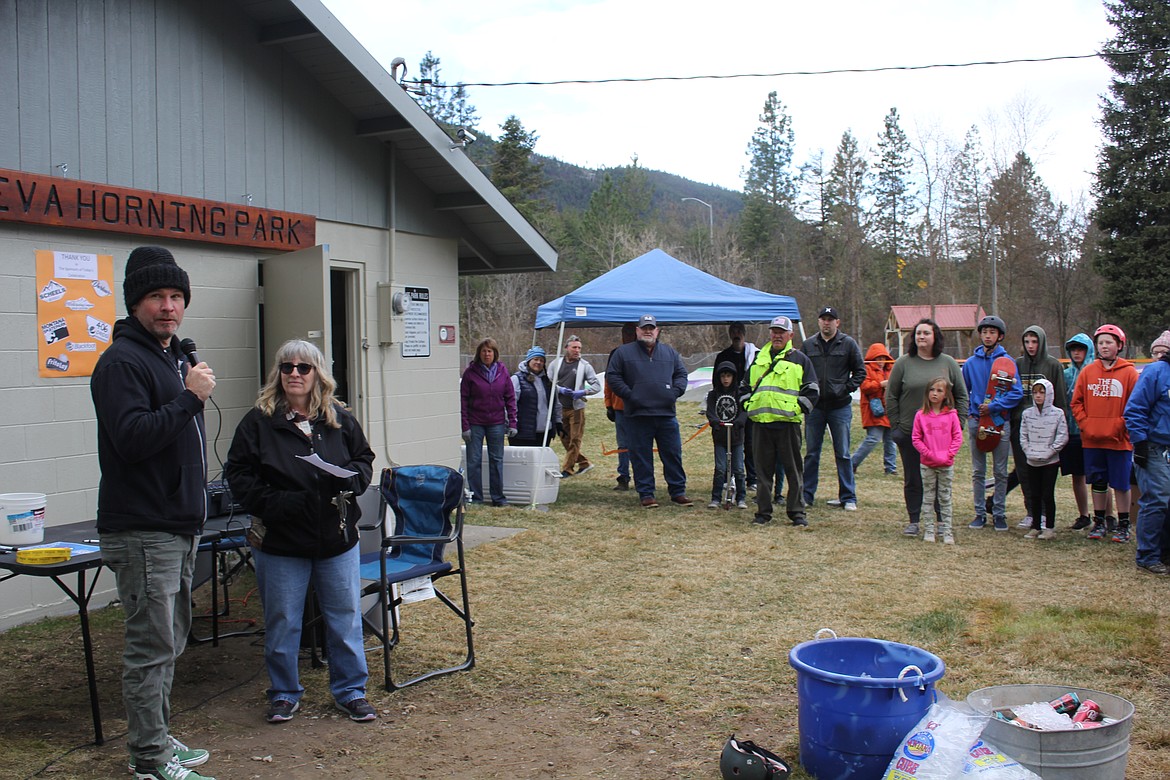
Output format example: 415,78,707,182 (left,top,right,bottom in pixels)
788,634,946,780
